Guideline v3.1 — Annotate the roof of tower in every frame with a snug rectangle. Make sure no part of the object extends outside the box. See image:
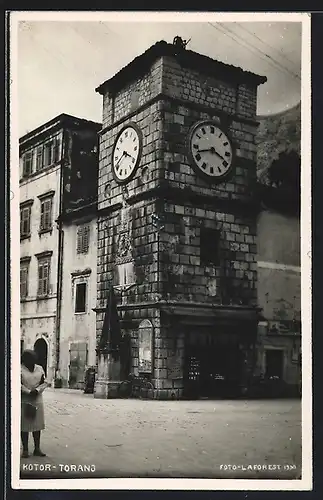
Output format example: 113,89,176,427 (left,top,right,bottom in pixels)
96,39,267,95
